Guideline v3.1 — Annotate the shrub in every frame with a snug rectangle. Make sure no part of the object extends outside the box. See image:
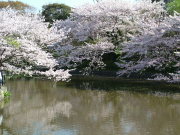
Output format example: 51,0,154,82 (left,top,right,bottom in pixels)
42,3,71,24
